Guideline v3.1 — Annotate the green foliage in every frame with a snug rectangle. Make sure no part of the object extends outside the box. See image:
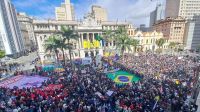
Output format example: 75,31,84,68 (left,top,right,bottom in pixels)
44,35,60,53
61,25,79,66
102,30,115,43
115,27,133,55
44,35,60,61
61,26,79,43
131,39,140,52
156,38,166,48
169,42,178,49
0,50,5,58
